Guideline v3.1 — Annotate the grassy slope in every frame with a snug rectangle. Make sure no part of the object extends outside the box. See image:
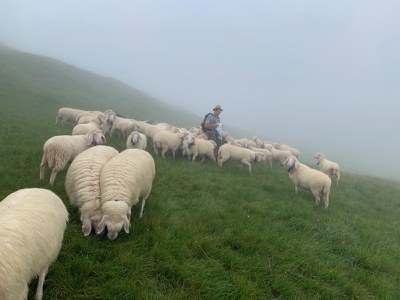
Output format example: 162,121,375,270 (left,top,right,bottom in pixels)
1,46,400,299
